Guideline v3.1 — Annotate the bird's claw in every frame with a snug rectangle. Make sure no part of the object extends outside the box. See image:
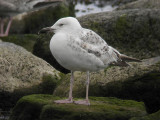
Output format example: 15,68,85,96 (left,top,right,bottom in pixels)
54,99,73,104
74,99,90,106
